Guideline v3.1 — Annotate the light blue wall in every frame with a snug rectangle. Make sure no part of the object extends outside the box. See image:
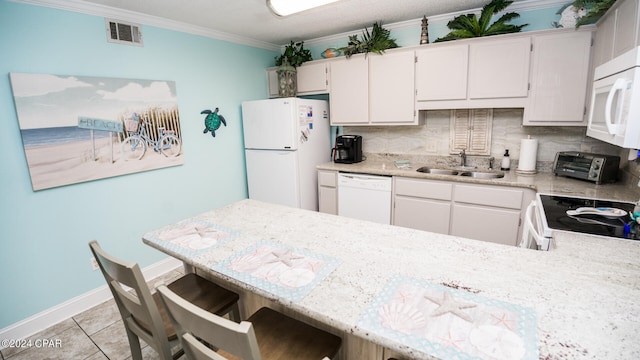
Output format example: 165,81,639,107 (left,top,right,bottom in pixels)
0,1,277,328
